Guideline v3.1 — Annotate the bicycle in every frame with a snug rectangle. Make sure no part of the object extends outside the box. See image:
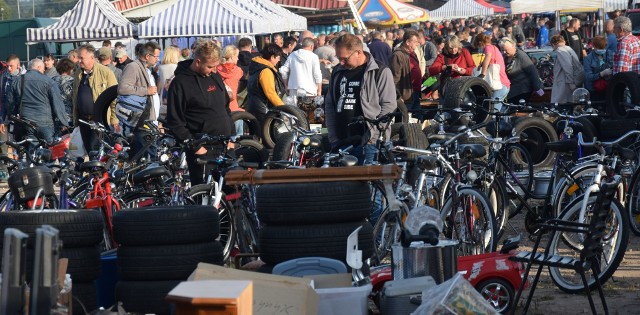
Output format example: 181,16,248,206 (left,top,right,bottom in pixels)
544,131,631,293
